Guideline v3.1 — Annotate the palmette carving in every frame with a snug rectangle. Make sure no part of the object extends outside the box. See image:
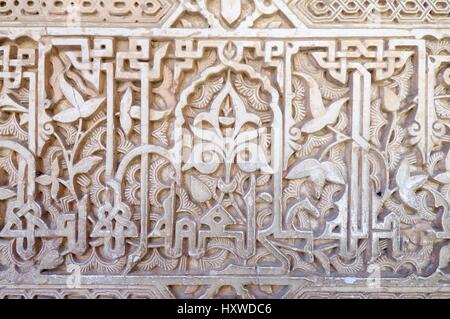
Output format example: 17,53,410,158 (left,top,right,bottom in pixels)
0,0,450,299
